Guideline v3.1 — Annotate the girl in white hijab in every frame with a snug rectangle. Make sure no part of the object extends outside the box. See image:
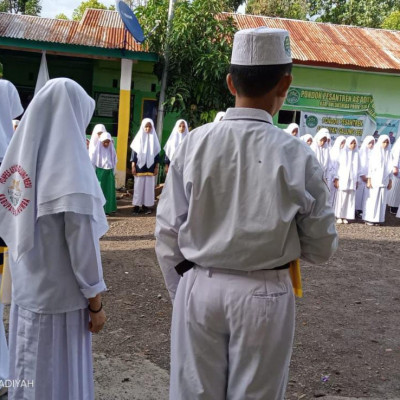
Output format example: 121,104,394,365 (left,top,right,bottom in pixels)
333,136,359,223
92,131,117,215
300,134,313,146
355,135,375,216
387,136,400,214
164,119,189,173
311,128,331,180
284,122,300,137
327,136,346,206
130,118,161,214
88,123,106,163
0,78,108,399
363,135,393,225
